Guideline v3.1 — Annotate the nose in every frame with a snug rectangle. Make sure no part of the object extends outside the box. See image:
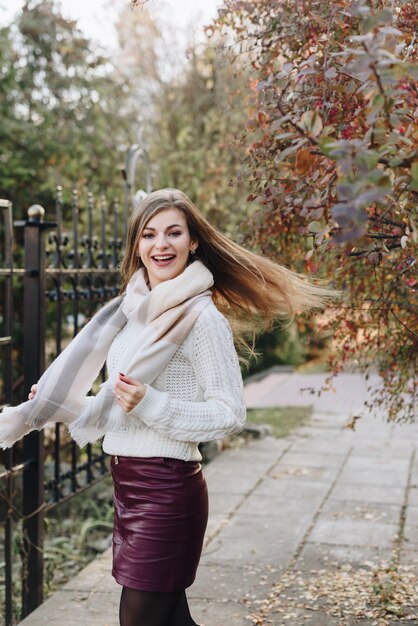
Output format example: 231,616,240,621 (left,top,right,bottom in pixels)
154,234,170,249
